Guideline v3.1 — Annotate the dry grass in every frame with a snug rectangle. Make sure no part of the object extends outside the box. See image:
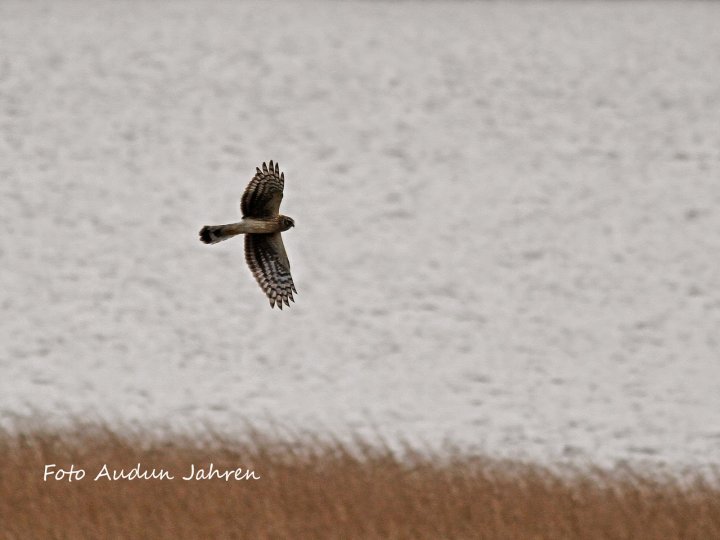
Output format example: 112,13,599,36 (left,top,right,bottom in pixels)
1,422,719,539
